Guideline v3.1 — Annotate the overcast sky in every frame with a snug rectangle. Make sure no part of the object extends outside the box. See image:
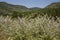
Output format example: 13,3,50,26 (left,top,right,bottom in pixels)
0,0,60,8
